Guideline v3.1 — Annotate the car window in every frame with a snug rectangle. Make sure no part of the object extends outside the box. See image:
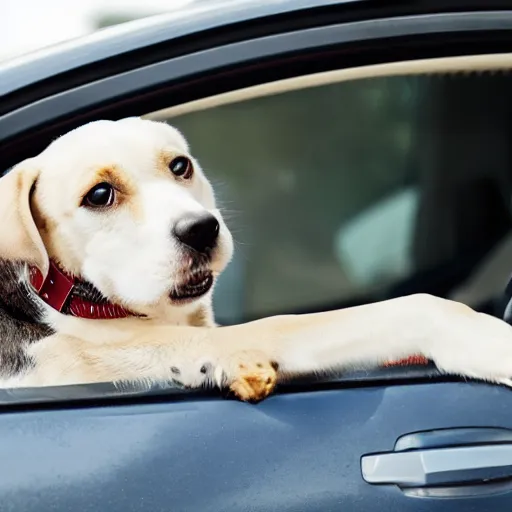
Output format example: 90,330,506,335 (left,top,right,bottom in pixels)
150,72,512,325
